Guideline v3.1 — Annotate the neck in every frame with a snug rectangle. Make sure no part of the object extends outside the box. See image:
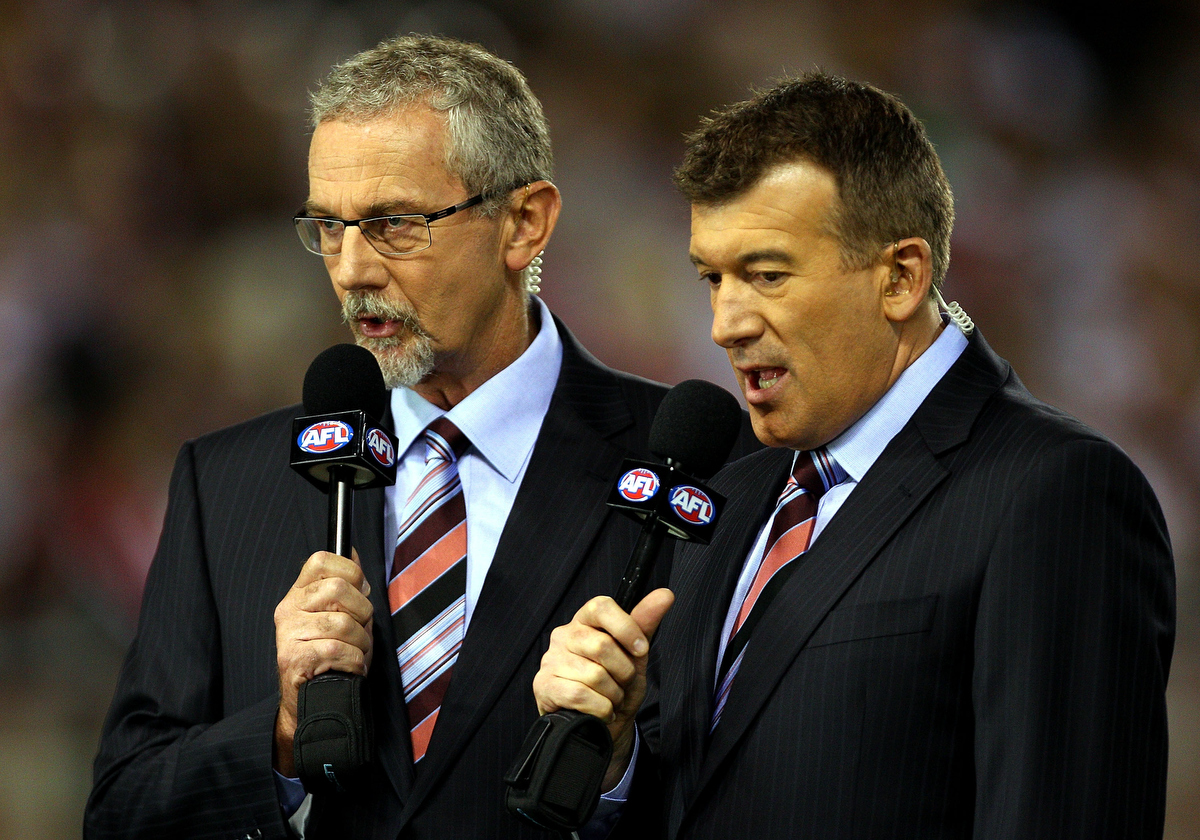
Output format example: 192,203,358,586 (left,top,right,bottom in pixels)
885,301,945,390
413,294,538,410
